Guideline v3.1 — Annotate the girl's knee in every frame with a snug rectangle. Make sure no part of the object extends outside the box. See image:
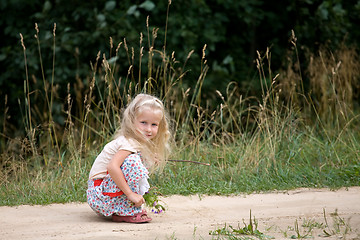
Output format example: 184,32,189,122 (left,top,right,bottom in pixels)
124,153,142,164
122,153,143,172
121,153,148,183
